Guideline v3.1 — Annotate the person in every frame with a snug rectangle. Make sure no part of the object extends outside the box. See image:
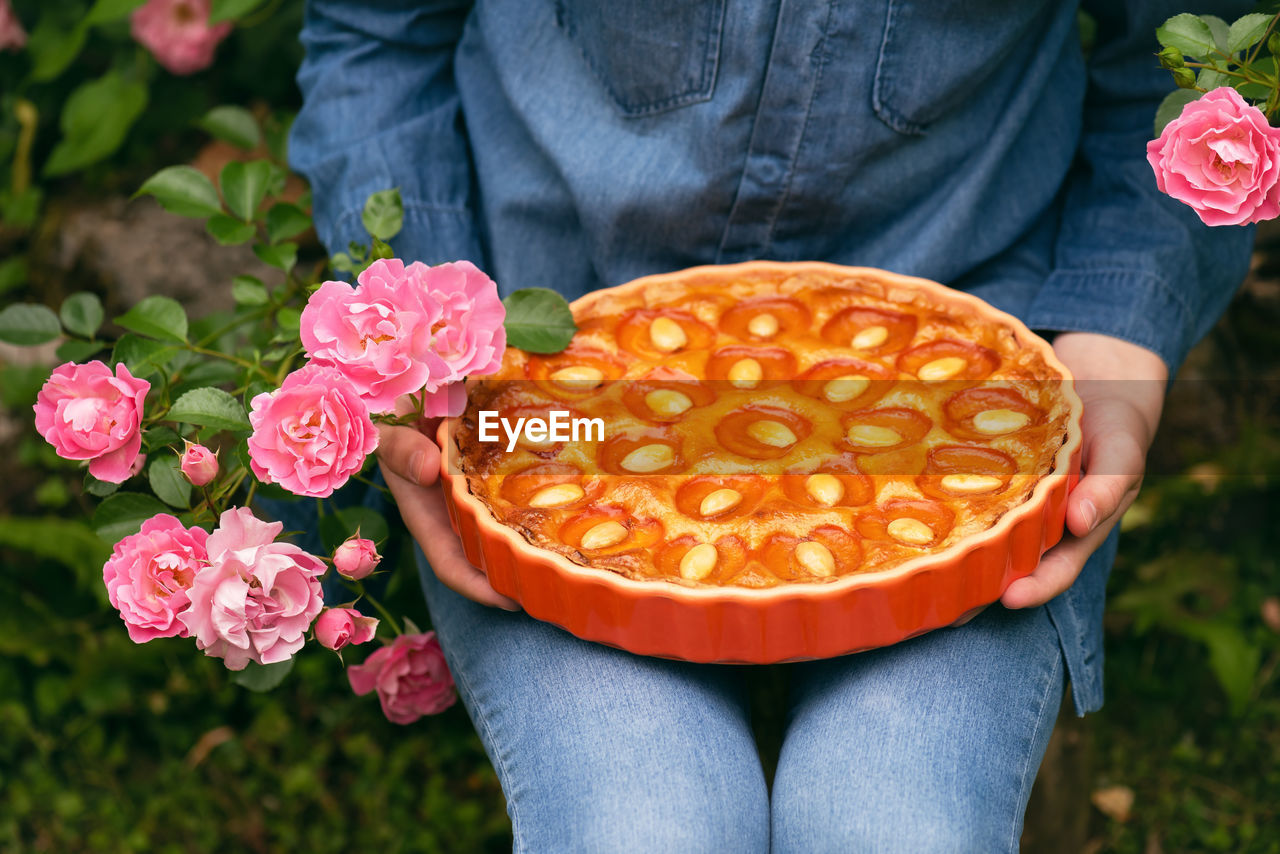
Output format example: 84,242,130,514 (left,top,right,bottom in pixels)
289,1,1254,850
